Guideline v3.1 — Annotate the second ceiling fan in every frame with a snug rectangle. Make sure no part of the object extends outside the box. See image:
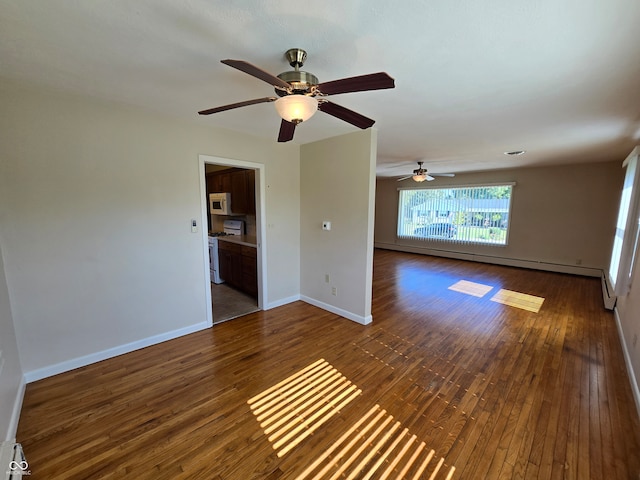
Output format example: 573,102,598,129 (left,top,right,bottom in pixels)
397,161,455,182
198,48,395,142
